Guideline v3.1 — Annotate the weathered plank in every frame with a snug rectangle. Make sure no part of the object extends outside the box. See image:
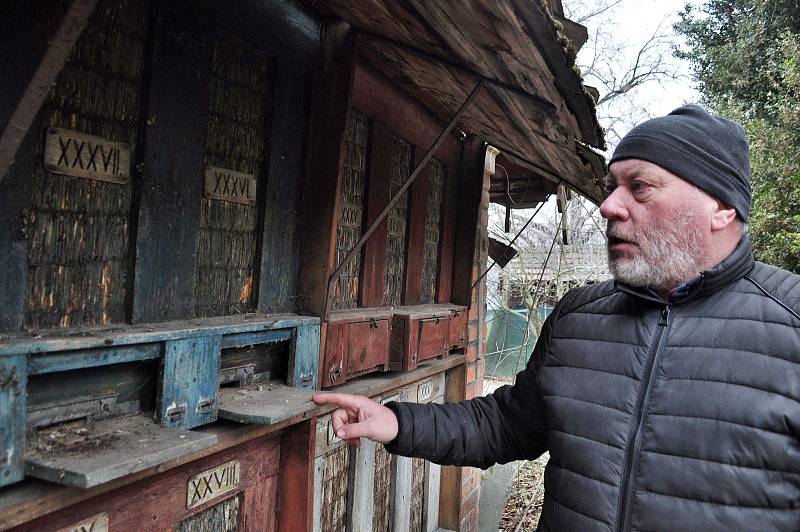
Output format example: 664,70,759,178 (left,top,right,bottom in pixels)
130,1,212,323
351,62,462,166
258,61,311,315
28,344,160,375
289,323,320,389
437,161,459,303
360,122,392,307
0,355,26,487
217,384,316,425
451,137,487,307
403,152,430,305
24,414,218,488
276,419,315,532
221,329,292,350
20,431,279,531
158,336,221,429
297,22,356,317
0,313,319,356
348,439,375,531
